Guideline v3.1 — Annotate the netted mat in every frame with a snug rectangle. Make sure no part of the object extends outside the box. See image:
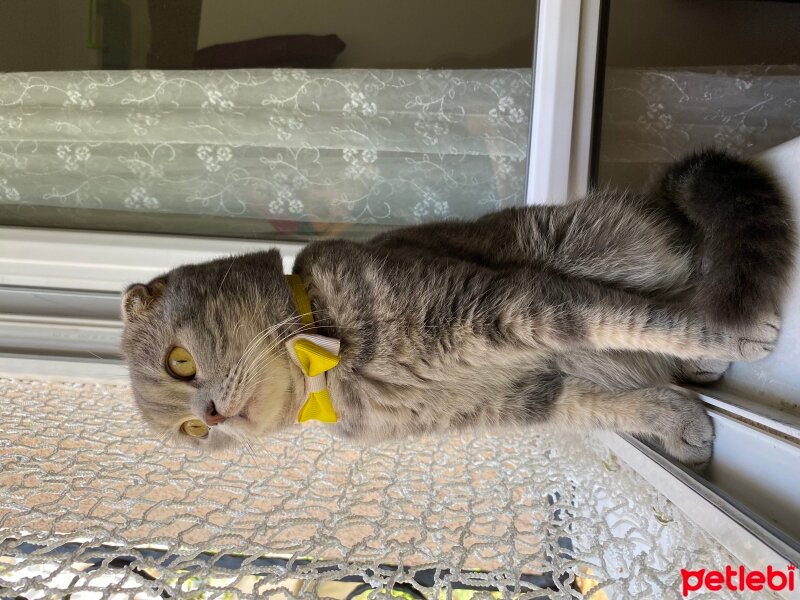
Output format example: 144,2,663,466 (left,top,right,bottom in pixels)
0,375,767,599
